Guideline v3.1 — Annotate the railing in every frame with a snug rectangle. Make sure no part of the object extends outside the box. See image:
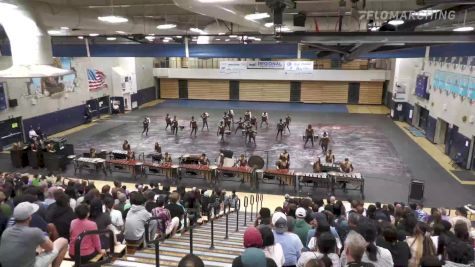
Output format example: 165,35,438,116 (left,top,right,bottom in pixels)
208,203,218,249
74,229,114,267
243,196,249,226
235,198,241,232
145,217,166,267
